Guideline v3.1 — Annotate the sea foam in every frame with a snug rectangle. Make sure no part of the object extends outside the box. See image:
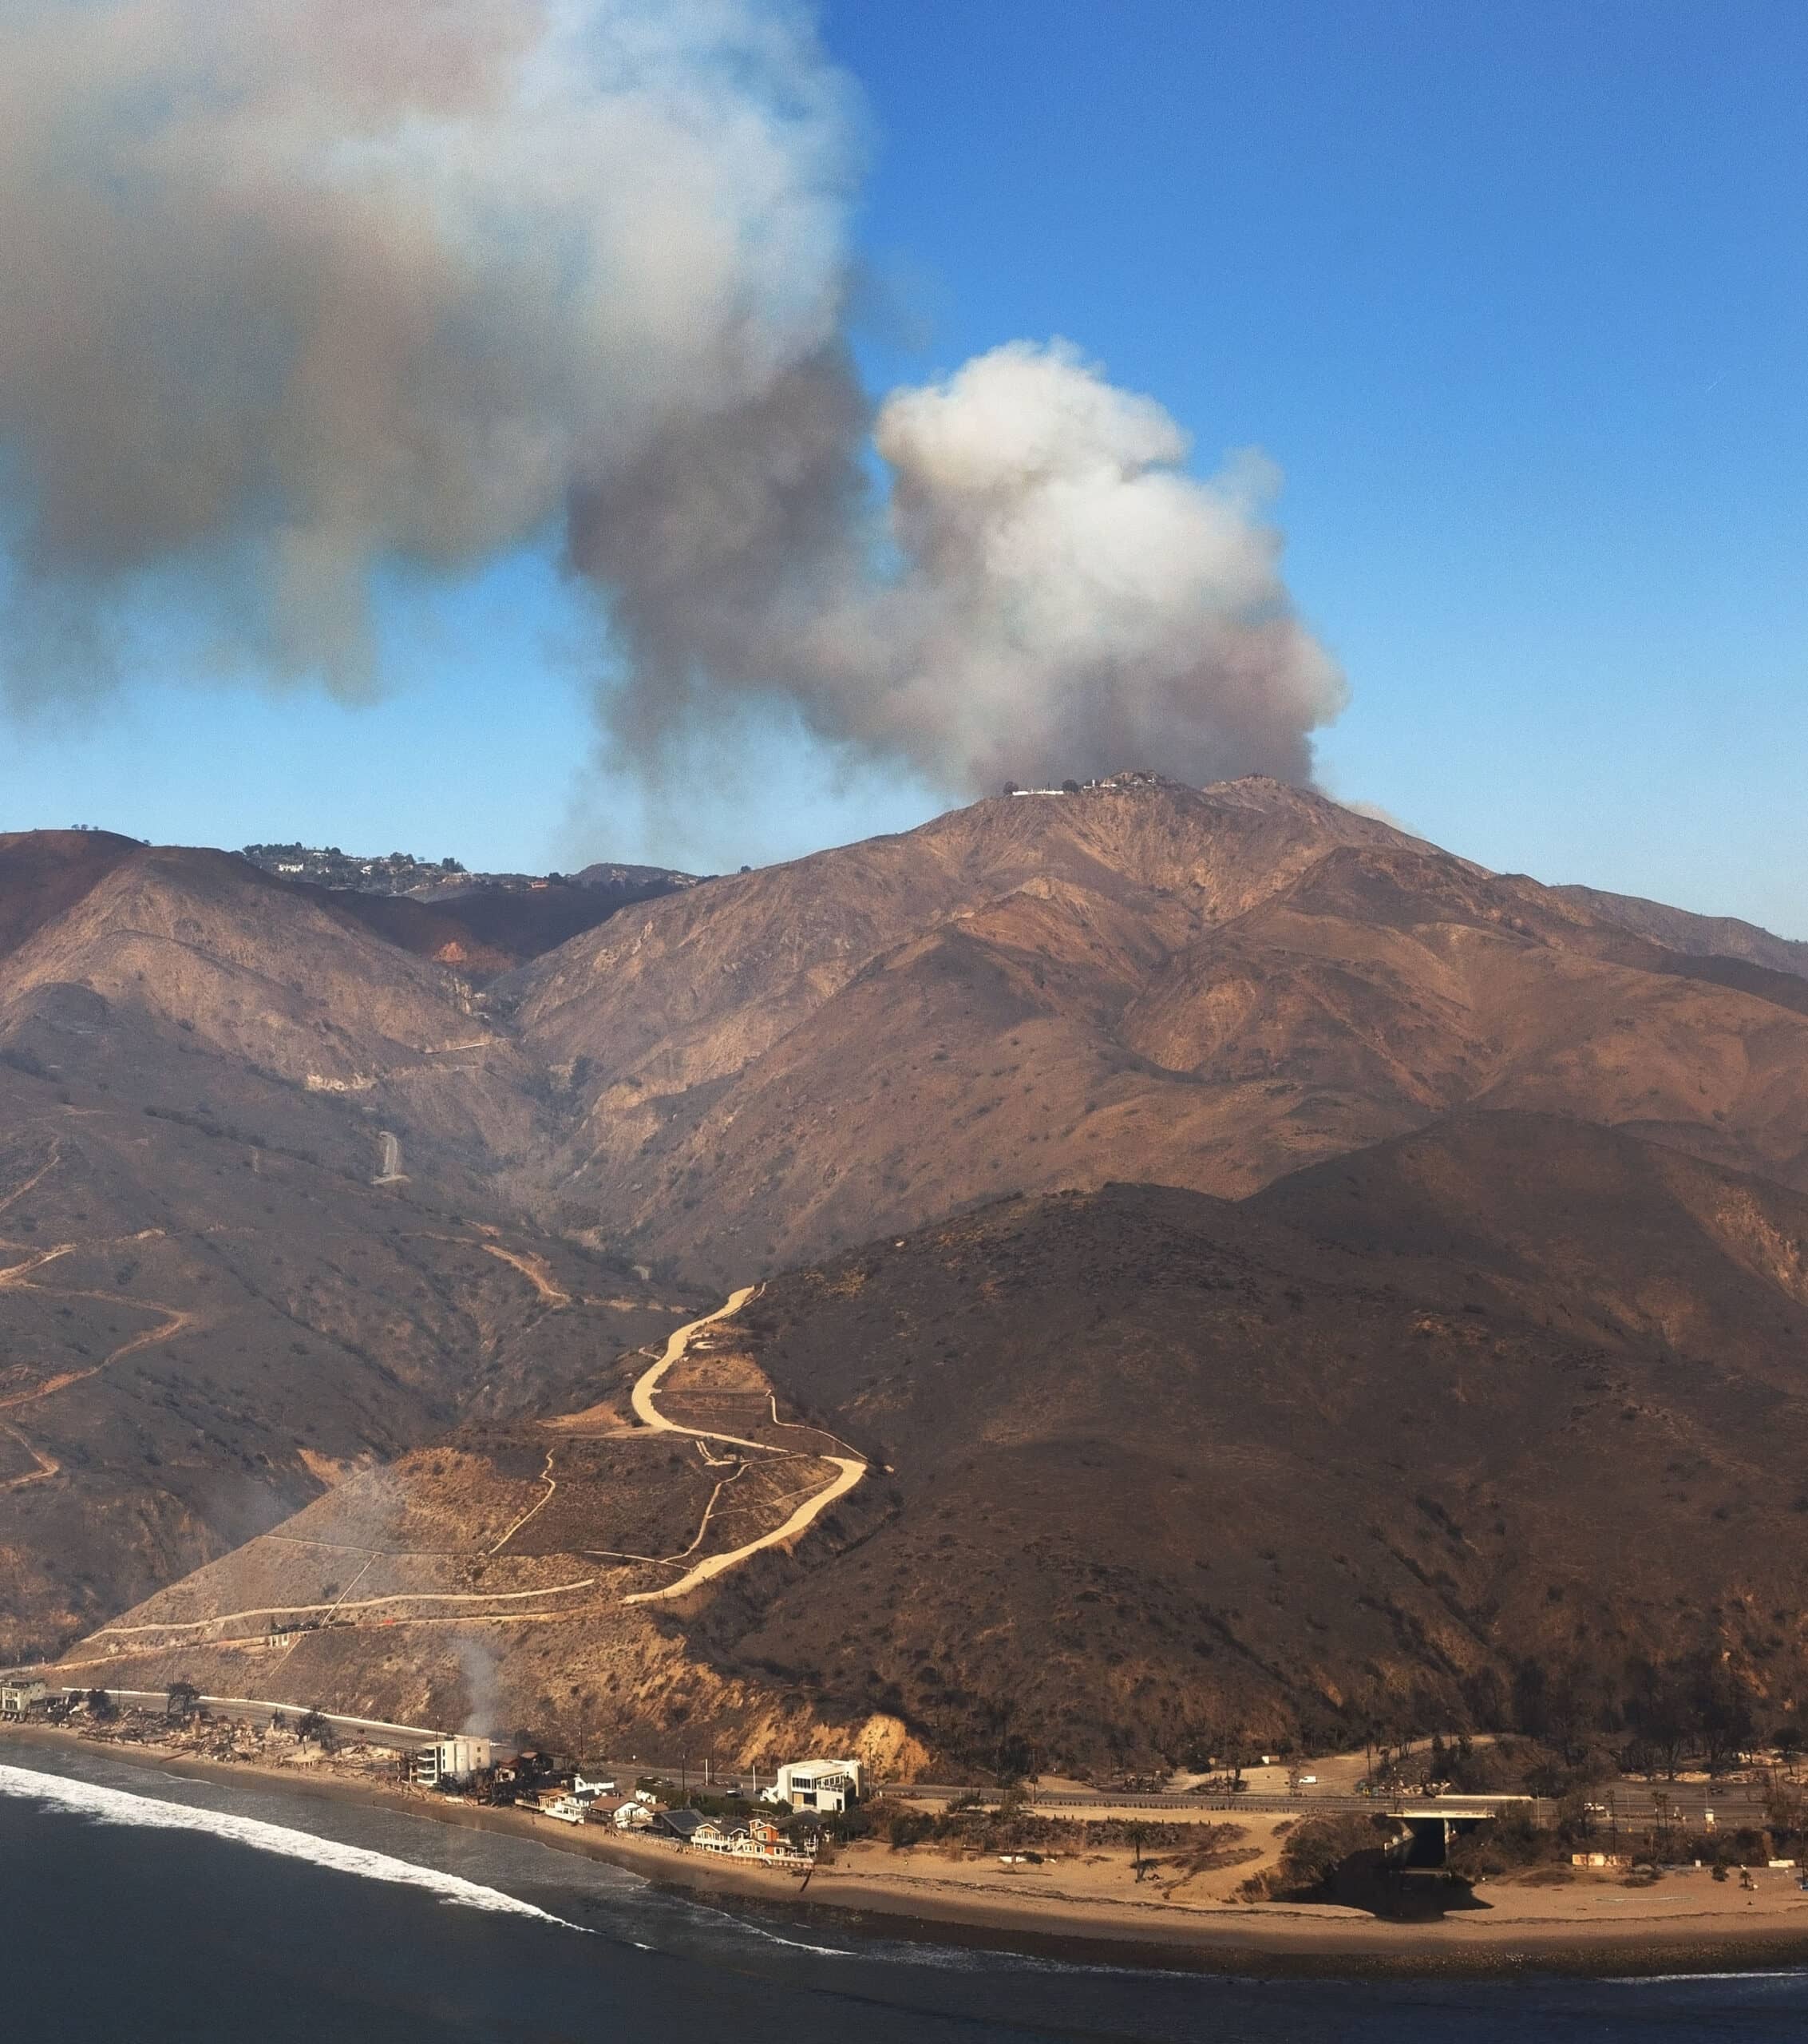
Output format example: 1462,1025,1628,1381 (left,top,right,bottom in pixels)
0,1762,584,1929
